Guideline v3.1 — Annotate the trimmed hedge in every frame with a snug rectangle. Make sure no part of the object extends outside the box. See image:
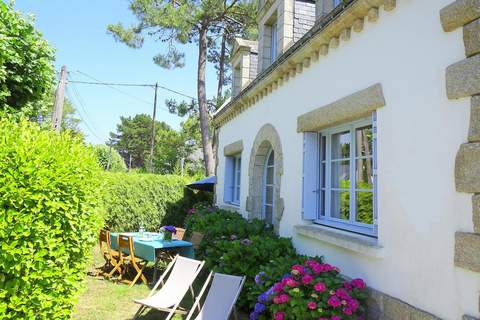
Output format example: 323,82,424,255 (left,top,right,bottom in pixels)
102,173,211,232
0,118,103,319
93,144,127,172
